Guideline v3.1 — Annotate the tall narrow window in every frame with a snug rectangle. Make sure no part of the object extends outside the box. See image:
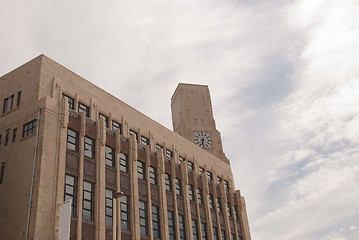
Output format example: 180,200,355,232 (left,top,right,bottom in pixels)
84,136,95,159
227,202,232,217
187,161,193,171
175,178,182,195
139,201,148,235
192,219,198,240
221,230,226,240
179,156,185,162
156,144,163,150
78,102,90,117
120,153,128,173
213,226,218,240
3,97,8,113
232,233,236,240
12,128,17,142
179,214,186,240
217,176,222,183
64,174,77,216
105,146,115,167
99,113,109,127
207,172,213,181
209,194,214,209
5,130,9,146
0,135,2,147
197,188,203,204
199,167,204,173
112,120,122,133
67,129,78,151
141,136,149,147
130,130,138,141
188,184,194,201
217,198,222,213
224,180,229,191
201,223,207,240
120,195,130,230
137,161,145,180
23,120,36,137
165,173,172,191
149,166,157,185
83,181,94,221
105,189,113,226
9,95,14,110
0,162,5,184
168,211,175,240
62,94,74,109
165,149,173,159
234,205,239,220
152,205,160,239
17,91,21,107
